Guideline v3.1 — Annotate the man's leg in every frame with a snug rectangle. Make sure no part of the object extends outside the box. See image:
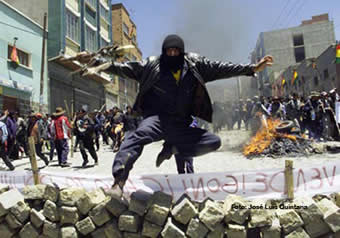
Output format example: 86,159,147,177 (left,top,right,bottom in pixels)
49,140,55,161
0,144,15,170
60,139,69,165
84,139,98,164
185,157,194,174
112,115,164,183
174,154,186,174
79,139,89,167
35,143,49,166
